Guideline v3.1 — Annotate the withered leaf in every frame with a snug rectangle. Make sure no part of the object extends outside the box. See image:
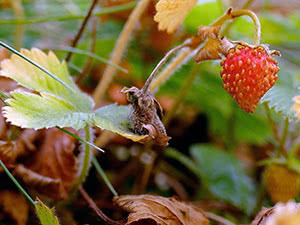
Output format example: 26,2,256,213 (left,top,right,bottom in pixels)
114,194,210,225
0,190,29,225
0,129,40,170
15,128,78,200
194,37,234,63
121,87,170,146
